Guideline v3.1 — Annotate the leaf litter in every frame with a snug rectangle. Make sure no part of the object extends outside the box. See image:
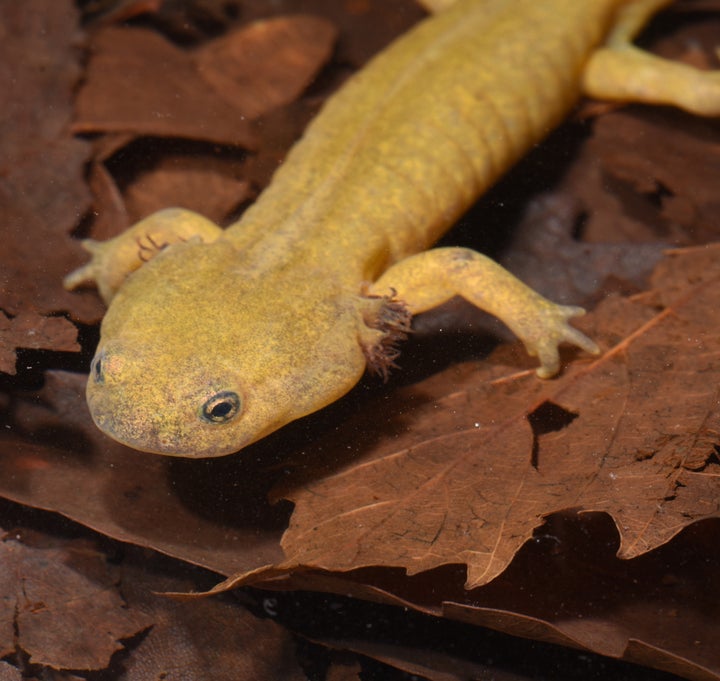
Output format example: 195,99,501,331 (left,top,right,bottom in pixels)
0,519,306,679
0,0,98,328
1,0,720,677
0,527,151,671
